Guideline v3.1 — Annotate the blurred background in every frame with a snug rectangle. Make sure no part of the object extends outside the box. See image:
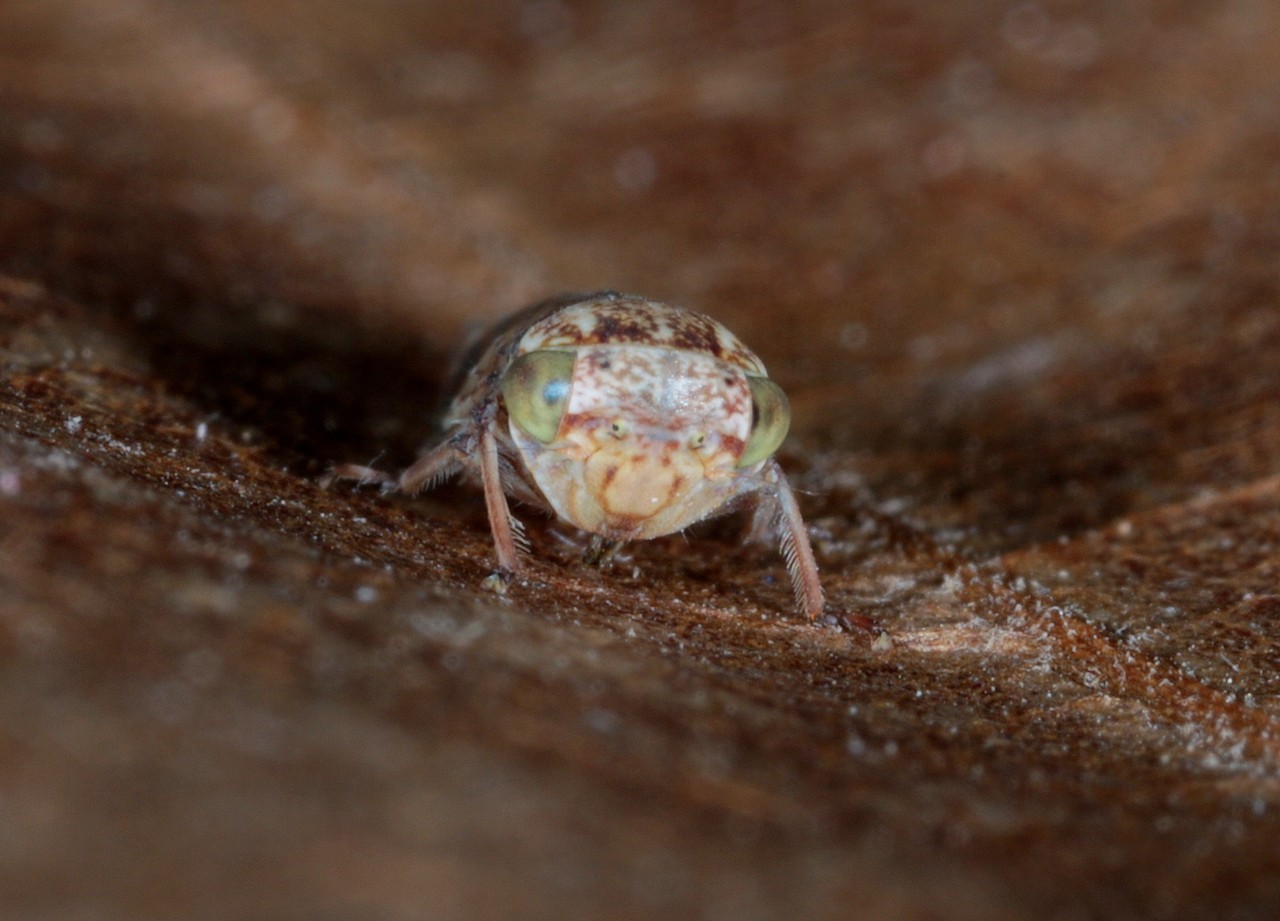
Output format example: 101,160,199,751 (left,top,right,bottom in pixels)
3,1,1280,919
